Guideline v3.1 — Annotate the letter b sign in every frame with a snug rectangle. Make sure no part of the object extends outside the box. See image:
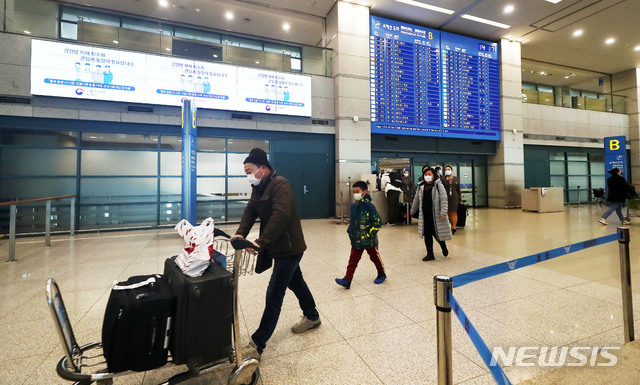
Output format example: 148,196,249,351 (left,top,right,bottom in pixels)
609,140,620,151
